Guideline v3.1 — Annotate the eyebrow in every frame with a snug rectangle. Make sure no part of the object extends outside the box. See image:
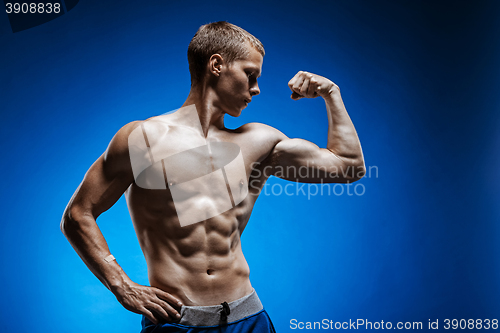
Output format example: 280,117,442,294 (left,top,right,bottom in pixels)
246,67,261,78
255,68,262,78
